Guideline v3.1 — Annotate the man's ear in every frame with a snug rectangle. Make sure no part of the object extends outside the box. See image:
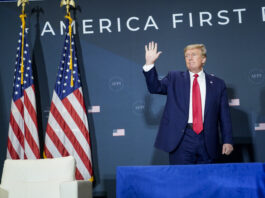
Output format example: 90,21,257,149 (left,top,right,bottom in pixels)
202,57,206,65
